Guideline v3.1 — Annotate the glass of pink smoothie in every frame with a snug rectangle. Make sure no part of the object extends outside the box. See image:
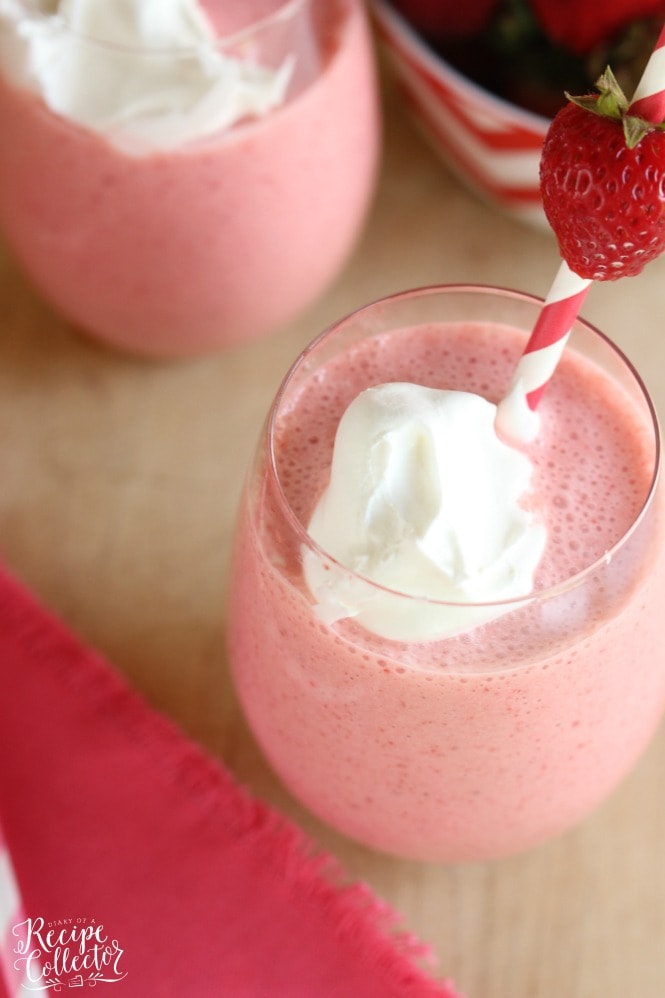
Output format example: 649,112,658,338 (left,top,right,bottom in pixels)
227,284,665,862
0,0,379,356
